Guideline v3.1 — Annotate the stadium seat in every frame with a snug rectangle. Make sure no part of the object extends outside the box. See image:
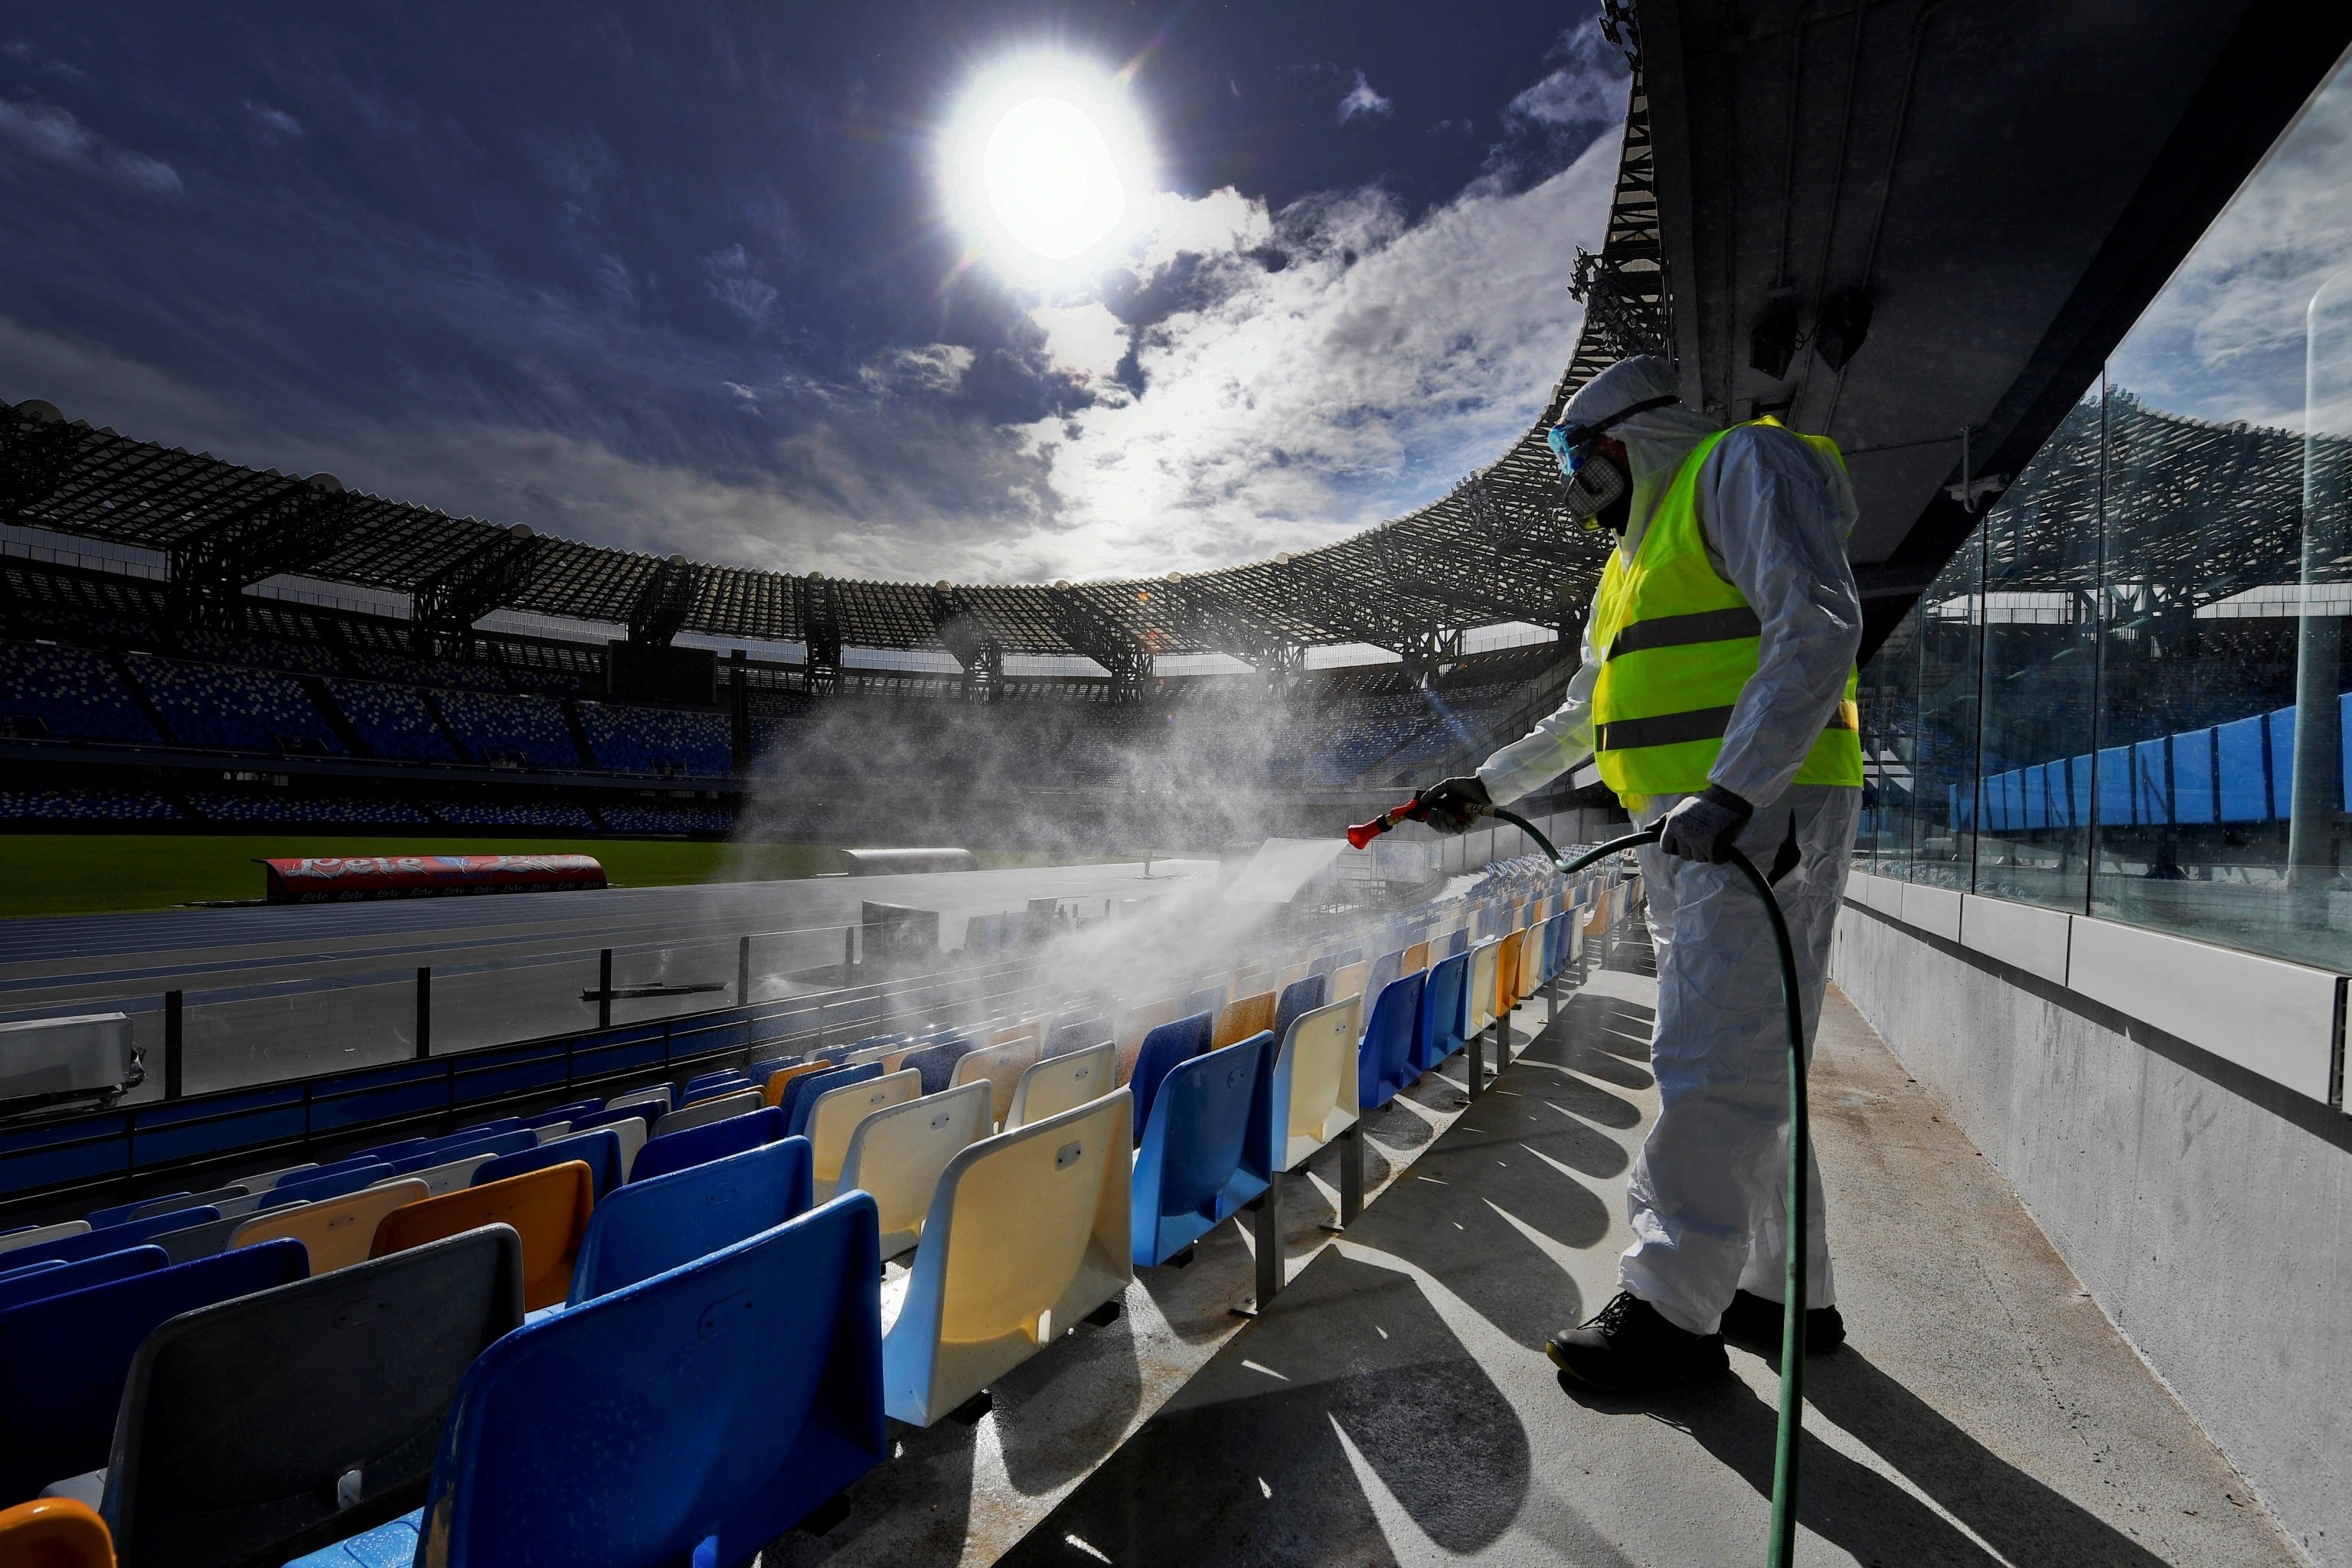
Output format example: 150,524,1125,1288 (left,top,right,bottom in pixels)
630,1106,786,1186
227,1164,315,1194
257,1162,396,1211
1213,990,1276,1050
17,1210,226,1269
520,1099,600,1133
780,1063,881,1136
1329,962,1367,1005
0,1241,307,1504
1466,936,1501,1039
127,1188,246,1227
650,1088,761,1139
0,1497,115,1568
139,1214,251,1266
1128,1011,1213,1145
949,1039,1040,1130
681,1070,753,1104
1494,929,1525,1028
0,1248,166,1315
1004,1040,1116,1132
474,1128,625,1200
0,1220,90,1261
1132,1031,1276,1269
1413,951,1473,1073
86,1196,187,1232
370,1164,592,1312
568,1138,814,1305
229,1180,430,1275
1270,975,1328,1054
564,1106,653,1177
603,1083,673,1115
96,1227,524,1568
1112,998,1178,1083
293,1194,886,1568
1272,997,1364,1173
806,1070,921,1197
763,1060,830,1105
1045,1018,1111,1059
882,1093,1132,1426
895,1040,972,1096
834,1084,990,1260
1357,972,1426,1112
1401,940,1431,975
1364,949,1405,1007
393,1154,505,1198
